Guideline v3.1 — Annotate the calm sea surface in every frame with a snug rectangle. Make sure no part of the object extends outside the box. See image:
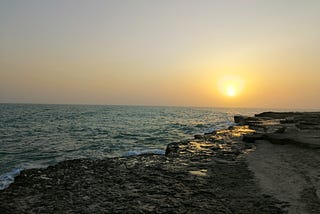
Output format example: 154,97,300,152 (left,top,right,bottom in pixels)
0,104,280,189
